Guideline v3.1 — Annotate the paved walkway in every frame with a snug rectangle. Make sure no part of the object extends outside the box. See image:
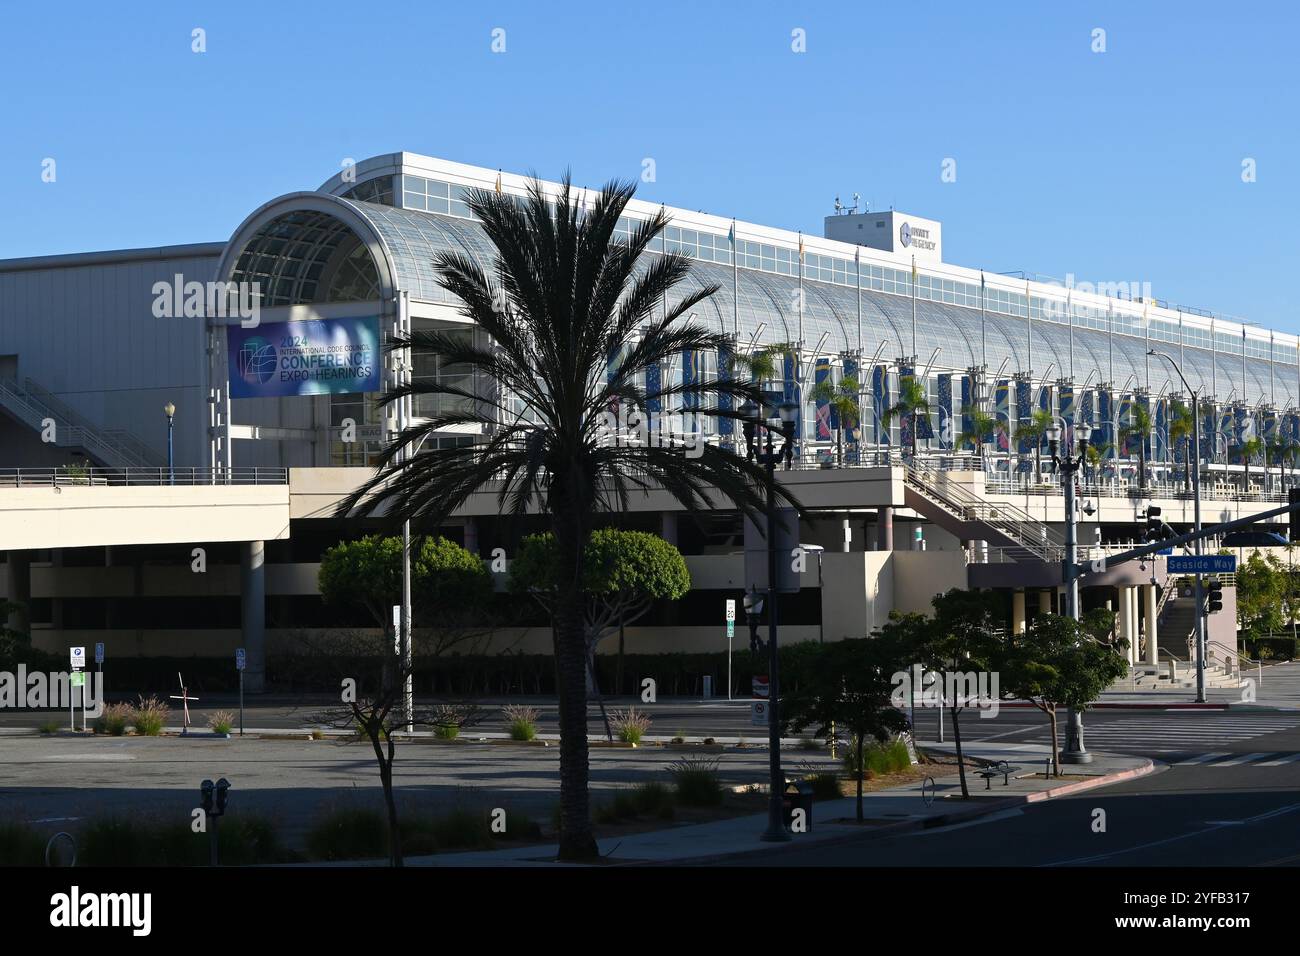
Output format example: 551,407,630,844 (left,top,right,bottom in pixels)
334,741,1152,867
